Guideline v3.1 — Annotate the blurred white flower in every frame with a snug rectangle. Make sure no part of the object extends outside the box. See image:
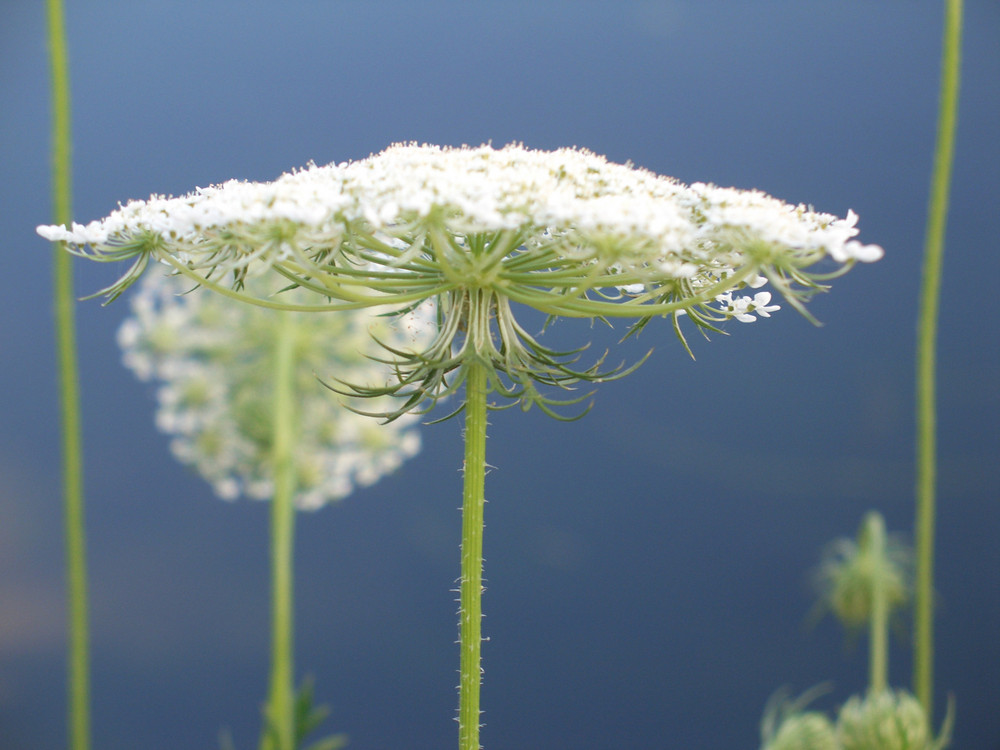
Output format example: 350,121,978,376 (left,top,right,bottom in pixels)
119,271,433,509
